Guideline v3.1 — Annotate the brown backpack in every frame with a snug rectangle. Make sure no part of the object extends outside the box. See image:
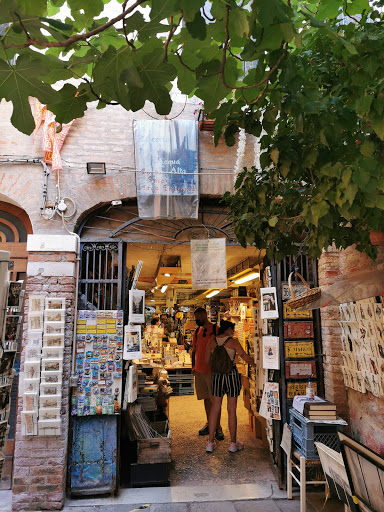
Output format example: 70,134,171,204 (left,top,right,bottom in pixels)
210,337,234,374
